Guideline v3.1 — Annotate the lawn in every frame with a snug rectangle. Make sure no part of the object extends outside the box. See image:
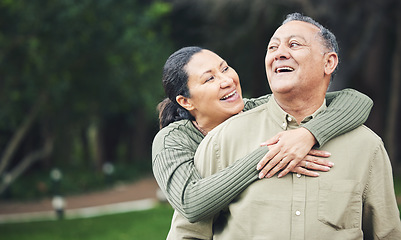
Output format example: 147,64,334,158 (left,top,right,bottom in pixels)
0,204,174,240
